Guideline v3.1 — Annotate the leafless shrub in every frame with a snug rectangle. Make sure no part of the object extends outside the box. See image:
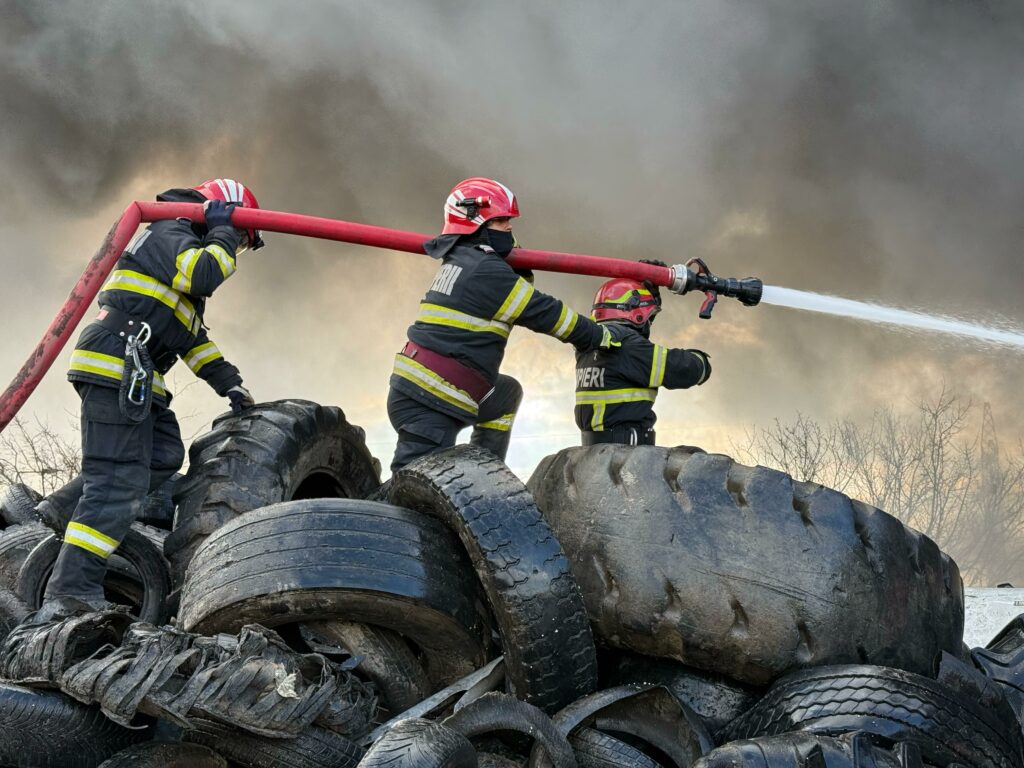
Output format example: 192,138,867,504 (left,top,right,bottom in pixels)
0,417,80,495
737,388,1024,586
